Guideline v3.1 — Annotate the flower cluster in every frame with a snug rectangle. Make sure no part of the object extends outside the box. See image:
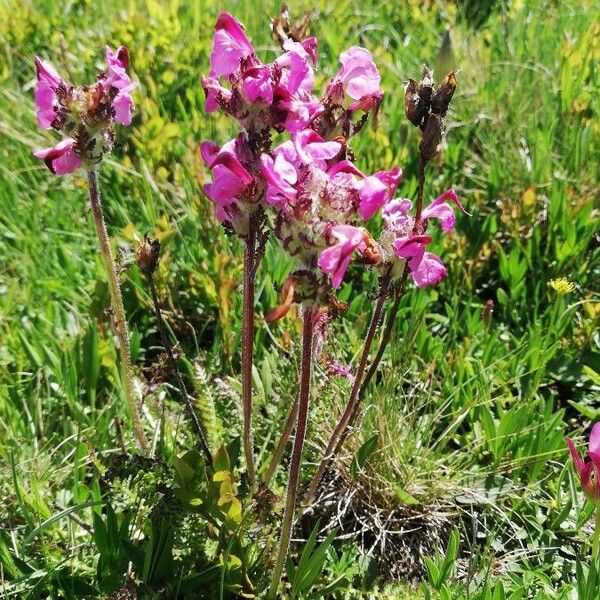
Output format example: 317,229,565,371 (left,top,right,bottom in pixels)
379,188,467,287
567,423,600,505
34,46,136,175
201,12,466,312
